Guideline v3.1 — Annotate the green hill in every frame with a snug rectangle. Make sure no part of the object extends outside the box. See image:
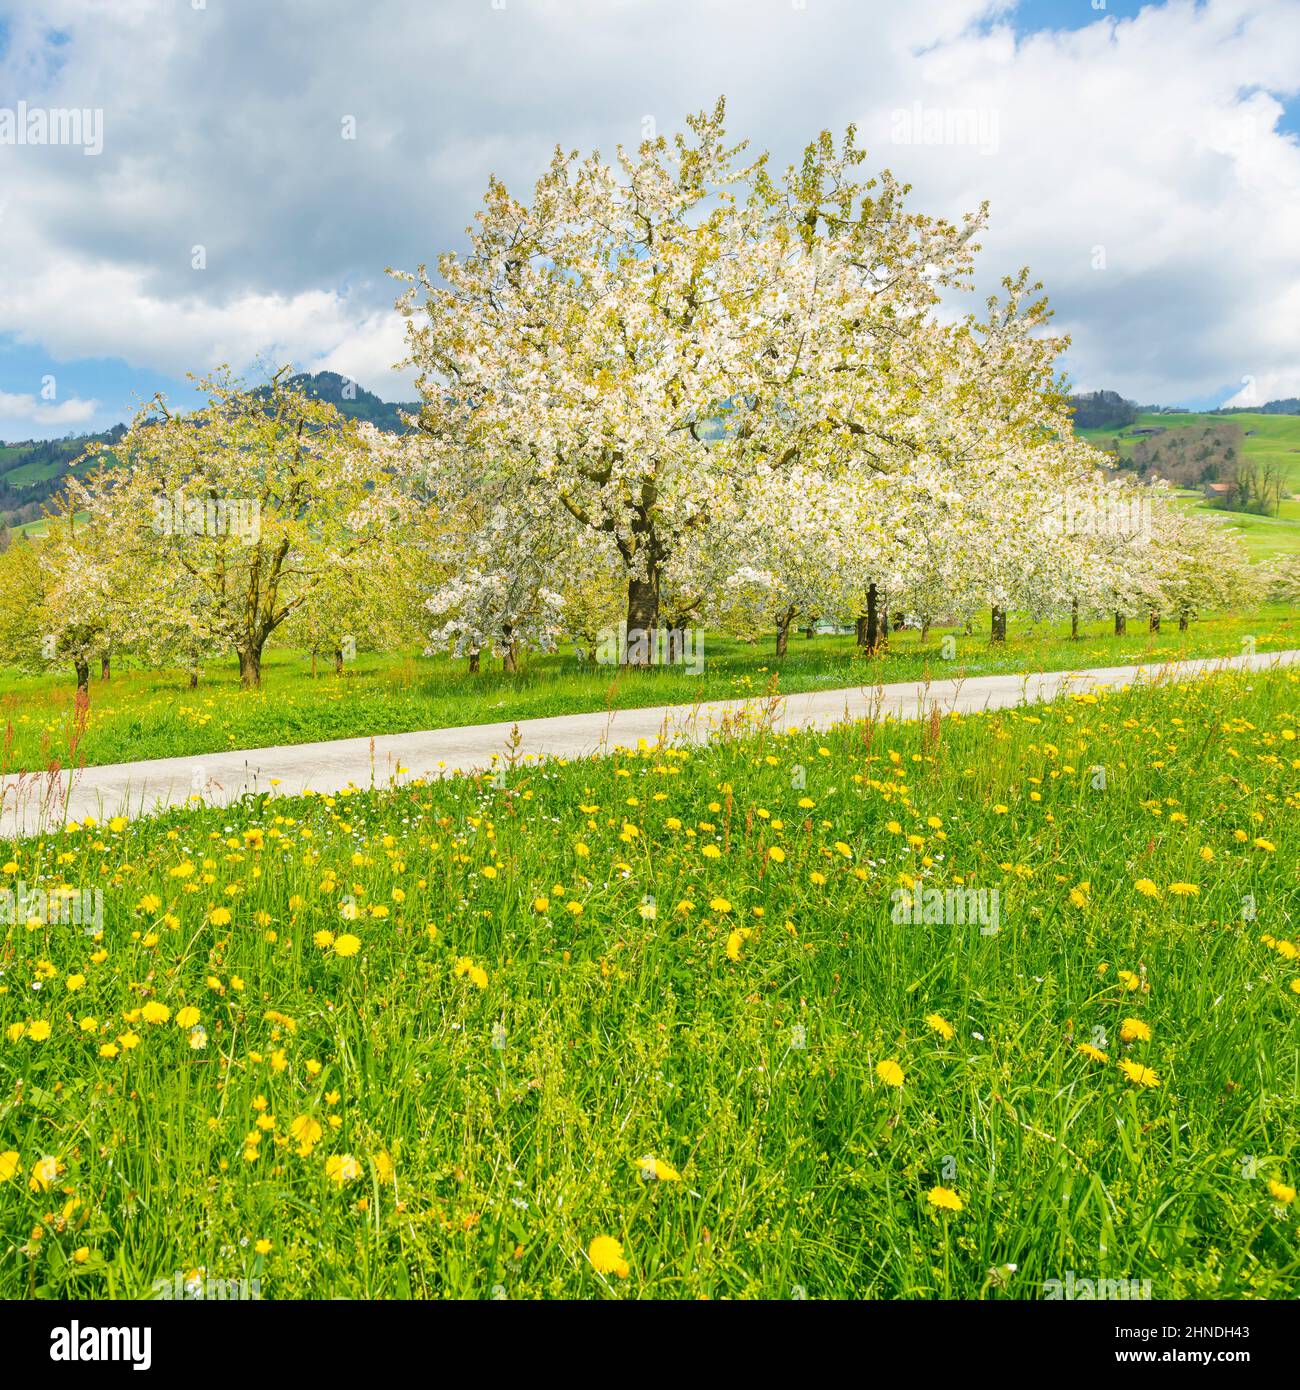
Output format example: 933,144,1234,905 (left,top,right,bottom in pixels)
1077,410,1300,492
268,371,421,433
0,373,421,528
1076,410,1300,559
